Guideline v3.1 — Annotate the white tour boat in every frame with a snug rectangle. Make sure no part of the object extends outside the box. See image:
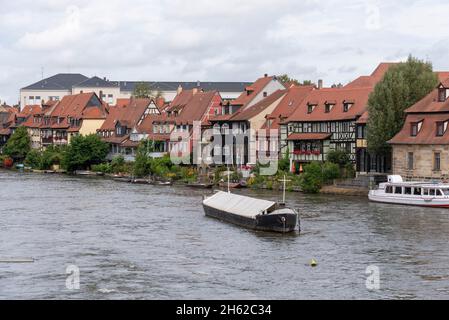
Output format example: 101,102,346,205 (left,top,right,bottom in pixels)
369,175,449,208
